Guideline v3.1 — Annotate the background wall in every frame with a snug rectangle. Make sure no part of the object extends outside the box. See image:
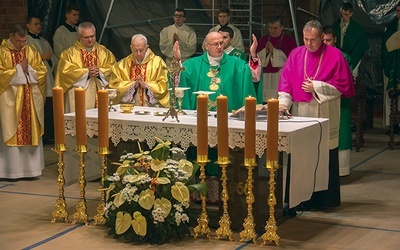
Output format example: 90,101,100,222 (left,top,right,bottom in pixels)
0,0,28,40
